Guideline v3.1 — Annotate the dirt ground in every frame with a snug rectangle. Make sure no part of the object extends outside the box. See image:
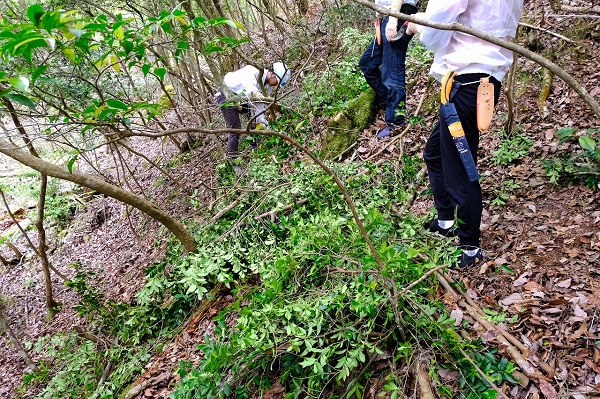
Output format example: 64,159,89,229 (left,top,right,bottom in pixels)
0,2,599,398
